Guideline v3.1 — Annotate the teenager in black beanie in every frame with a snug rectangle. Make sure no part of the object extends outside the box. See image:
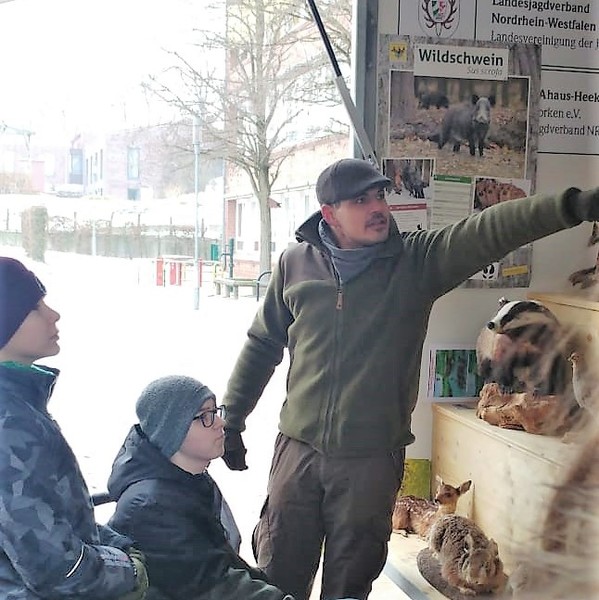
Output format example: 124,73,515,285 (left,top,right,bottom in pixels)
0,257,148,600
107,375,294,600
0,256,48,356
